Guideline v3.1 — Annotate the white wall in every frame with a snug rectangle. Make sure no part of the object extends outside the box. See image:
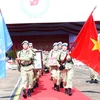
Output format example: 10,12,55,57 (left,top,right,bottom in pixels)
0,0,100,24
